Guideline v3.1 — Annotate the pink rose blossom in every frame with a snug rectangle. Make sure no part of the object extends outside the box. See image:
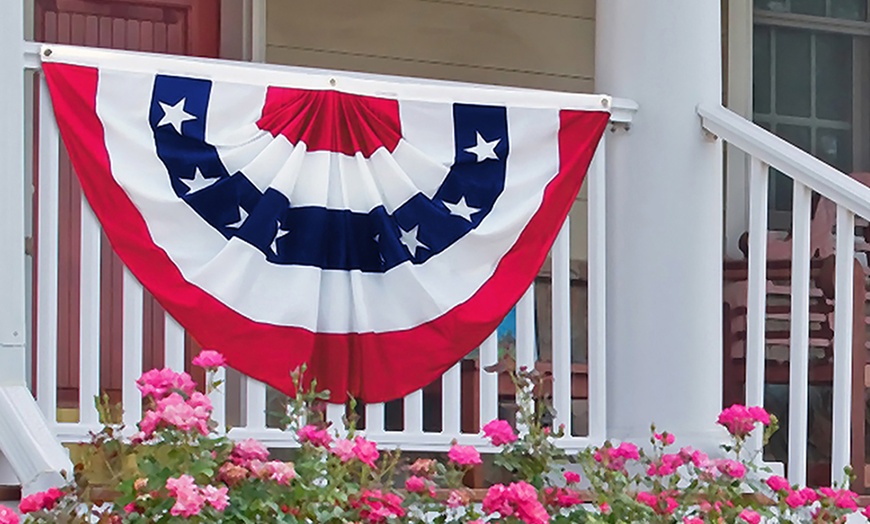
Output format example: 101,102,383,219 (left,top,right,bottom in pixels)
18,487,63,514
297,425,333,447
483,482,549,524
166,475,205,518
446,490,468,508
0,505,19,524
684,518,704,524
448,444,482,466
563,471,581,484
231,438,269,467
192,349,226,369
332,438,356,462
405,476,427,493
136,368,196,399
654,432,675,445
717,404,770,438
482,419,518,446
353,436,380,467
258,461,296,485
765,474,790,492
739,509,761,524
201,485,229,511
715,459,746,479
